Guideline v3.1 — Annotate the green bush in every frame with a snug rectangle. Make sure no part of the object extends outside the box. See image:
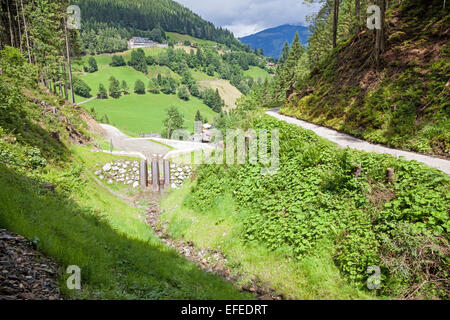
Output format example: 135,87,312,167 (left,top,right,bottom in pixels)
73,78,92,98
134,80,146,94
